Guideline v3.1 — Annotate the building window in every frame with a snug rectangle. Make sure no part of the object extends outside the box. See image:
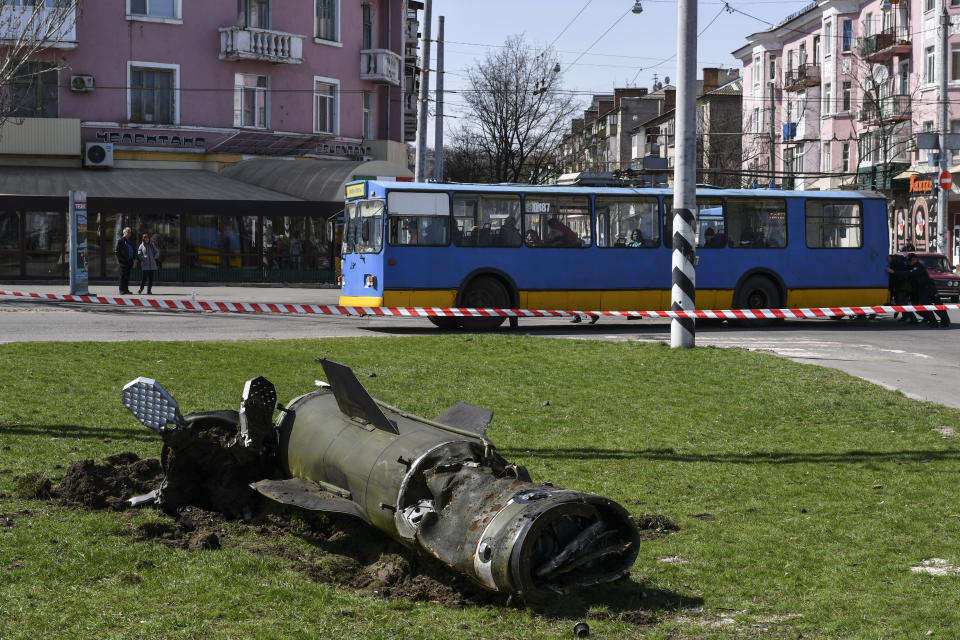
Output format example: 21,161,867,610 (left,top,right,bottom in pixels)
799,42,807,66
362,91,374,139
841,81,851,112
239,0,270,29
10,62,57,118
753,55,761,86
822,142,831,172
361,3,373,49
926,46,936,84
952,120,960,165
952,43,960,82
769,54,776,81
841,19,852,52
313,77,338,134
823,22,832,58
315,0,339,42
864,13,873,37
823,82,833,115
813,36,820,64
128,0,180,19
925,0,935,12
794,143,804,175
753,107,761,133
234,73,268,128
129,64,177,124
842,142,850,172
